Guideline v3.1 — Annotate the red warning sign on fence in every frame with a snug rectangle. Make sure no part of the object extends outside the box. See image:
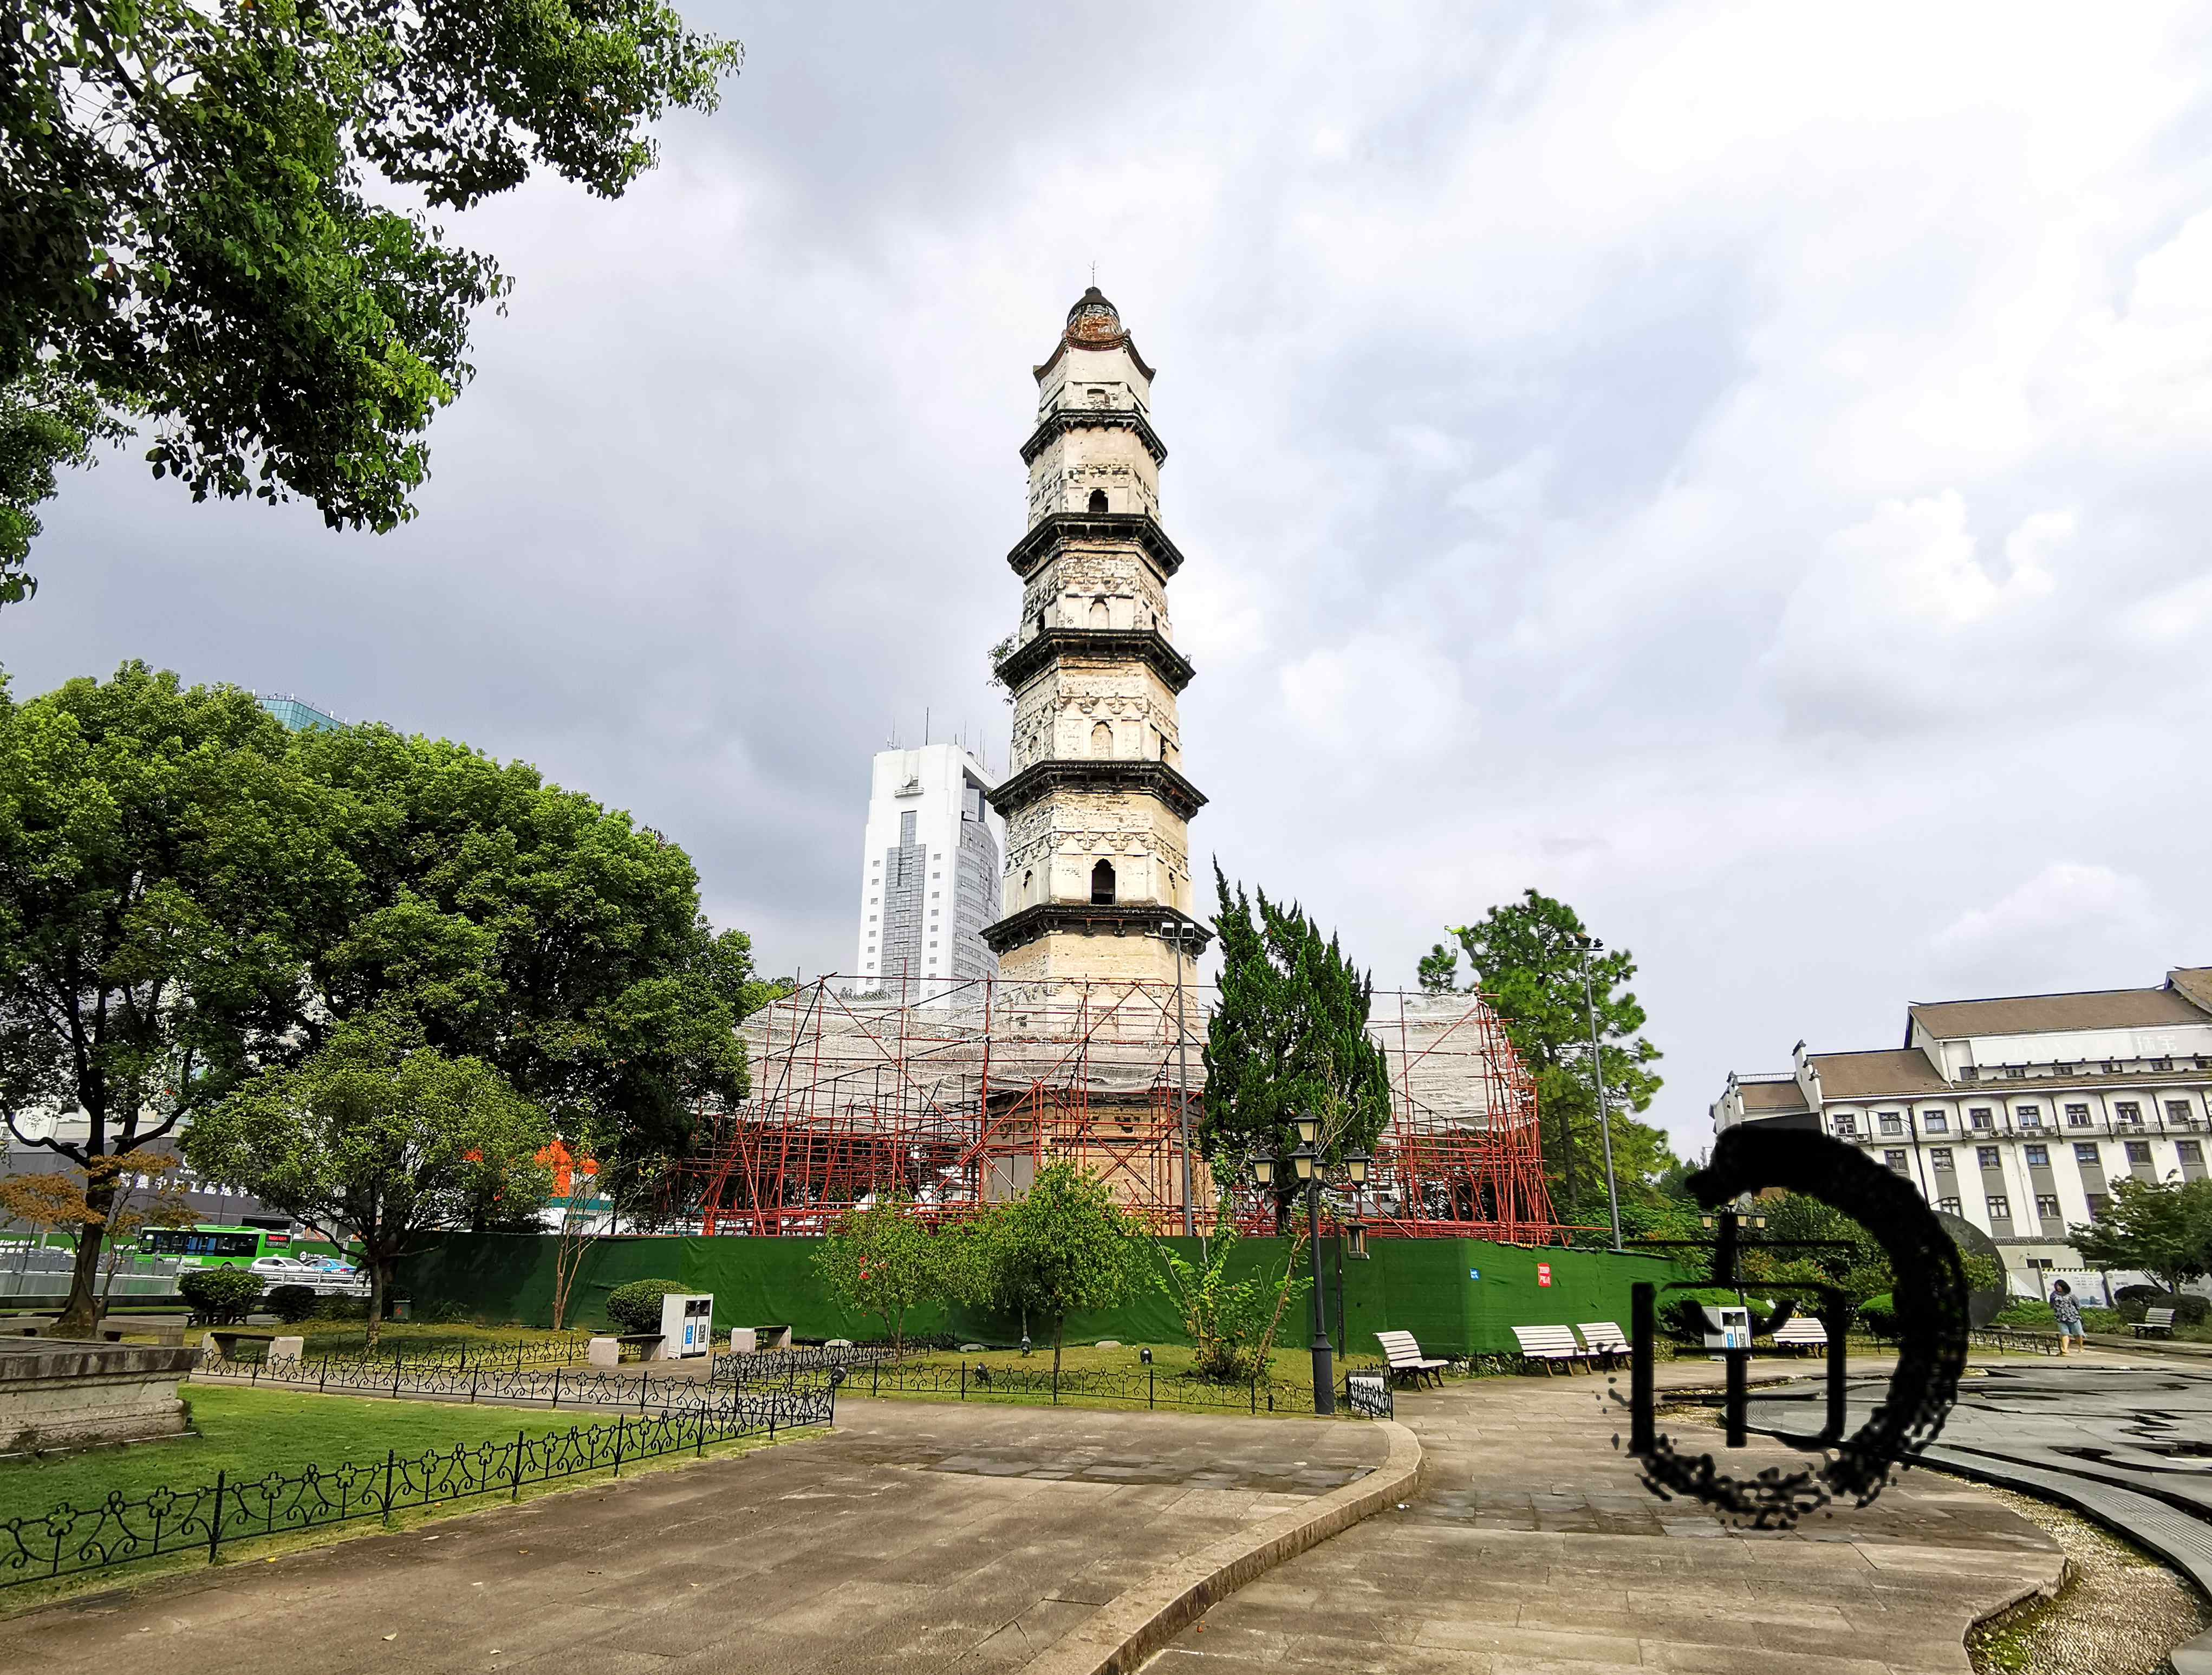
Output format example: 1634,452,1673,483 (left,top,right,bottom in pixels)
1537,1263,1552,1287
